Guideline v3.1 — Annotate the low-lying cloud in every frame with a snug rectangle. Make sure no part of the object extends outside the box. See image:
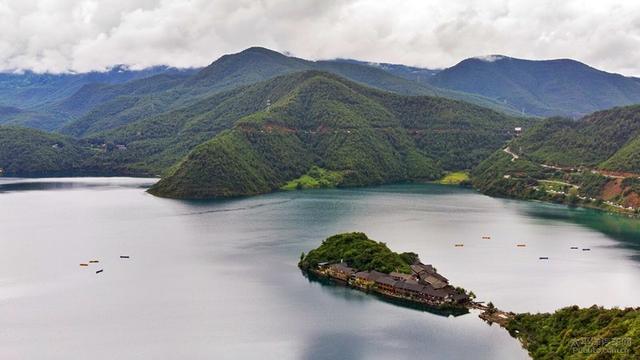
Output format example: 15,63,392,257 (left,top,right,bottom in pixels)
1,0,639,76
